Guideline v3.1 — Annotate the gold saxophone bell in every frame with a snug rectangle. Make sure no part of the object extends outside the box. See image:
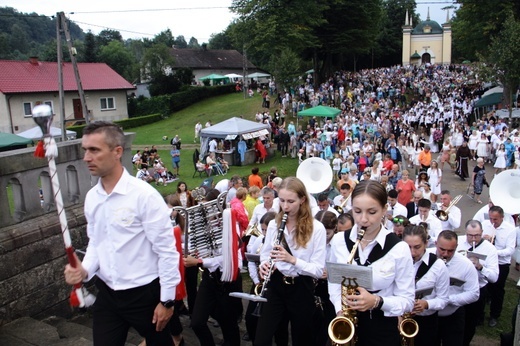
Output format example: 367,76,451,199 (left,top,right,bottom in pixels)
399,312,419,346
435,195,462,221
328,227,366,345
